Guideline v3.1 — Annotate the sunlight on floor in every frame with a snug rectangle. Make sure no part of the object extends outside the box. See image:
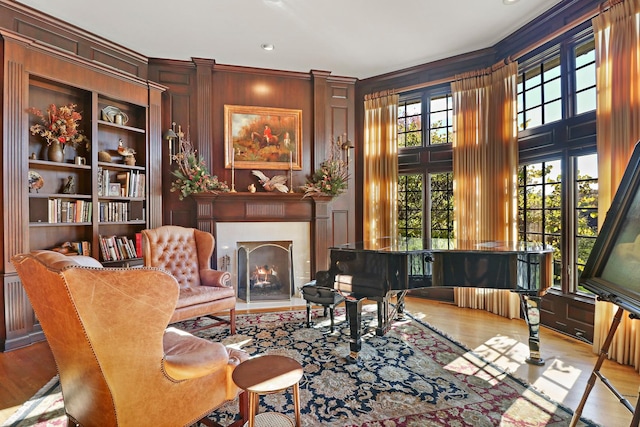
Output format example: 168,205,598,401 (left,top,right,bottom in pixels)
441,334,584,426
440,332,584,422
532,358,582,402
473,335,530,372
